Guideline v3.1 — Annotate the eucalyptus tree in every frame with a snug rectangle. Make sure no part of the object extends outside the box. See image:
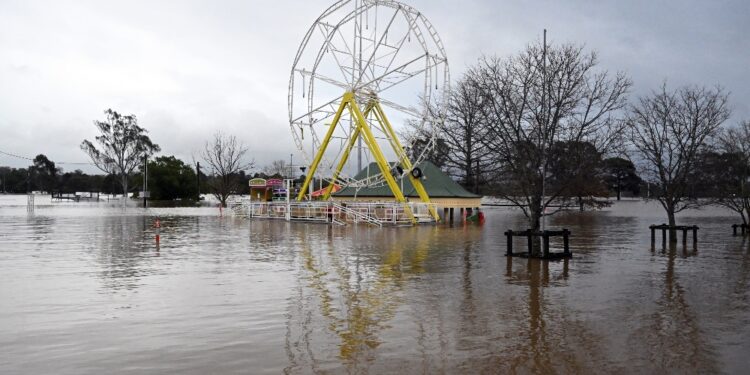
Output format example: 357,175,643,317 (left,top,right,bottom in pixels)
471,41,631,236
32,154,60,193
628,84,730,238
81,109,160,199
201,132,253,207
